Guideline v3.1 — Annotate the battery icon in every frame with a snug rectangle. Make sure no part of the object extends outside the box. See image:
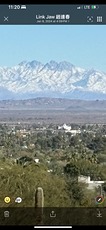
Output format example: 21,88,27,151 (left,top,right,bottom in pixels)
21,5,27,9
91,5,99,9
